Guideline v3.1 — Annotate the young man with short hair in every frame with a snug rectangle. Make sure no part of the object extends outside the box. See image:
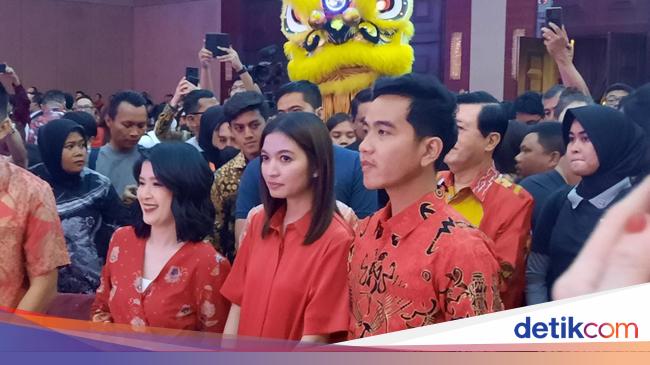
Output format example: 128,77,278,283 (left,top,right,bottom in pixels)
211,91,270,261
92,90,148,198
348,74,502,339
440,92,534,309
